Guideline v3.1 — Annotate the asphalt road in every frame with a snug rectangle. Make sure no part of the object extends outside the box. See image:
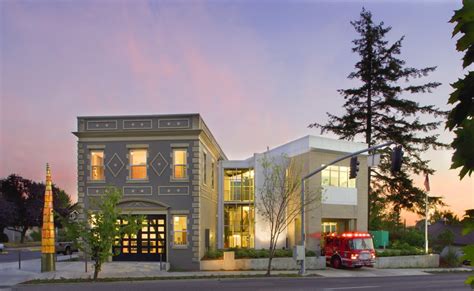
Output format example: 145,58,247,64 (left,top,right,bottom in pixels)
0,250,41,263
13,273,472,291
